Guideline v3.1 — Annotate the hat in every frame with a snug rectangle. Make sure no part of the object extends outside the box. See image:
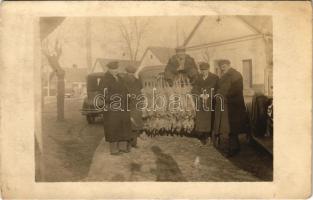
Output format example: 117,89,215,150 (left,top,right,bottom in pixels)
125,65,137,73
199,62,210,70
107,61,119,69
175,46,186,53
217,59,231,67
